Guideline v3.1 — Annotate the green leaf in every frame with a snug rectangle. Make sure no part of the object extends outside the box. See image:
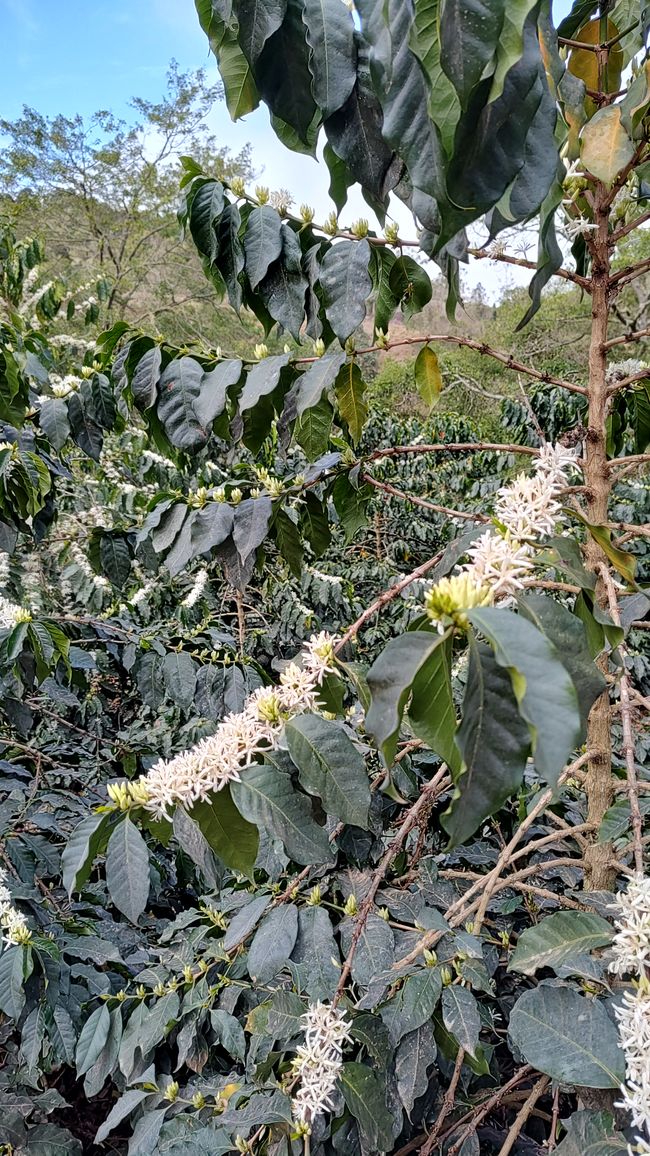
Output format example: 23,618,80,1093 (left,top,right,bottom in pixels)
581,105,635,184
443,634,530,846
188,178,224,262
210,1008,247,1060
571,513,638,586
247,903,299,983
340,1063,394,1151
632,380,650,453
380,967,443,1046
21,1004,46,1070
232,764,334,865
395,1022,437,1118
408,633,459,773
291,906,340,1000
509,911,614,976
234,0,287,66
411,0,462,156
285,713,371,828
76,1004,111,1077
163,650,198,710
294,350,346,417
302,0,356,117
94,1090,150,1145
366,629,450,764
517,593,606,730
105,817,150,924
552,1110,628,1156
188,787,259,878
467,608,582,787
157,357,208,450
340,912,394,986
295,395,333,459
244,205,284,288
128,1108,169,1156
90,373,117,430
0,945,29,1020
541,535,596,591
67,392,103,460
599,796,650,844
371,247,399,336
39,398,71,450
389,254,433,320
255,0,318,145
414,344,443,410
232,496,273,565
331,472,371,542
99,534,131,590
441,984,481,1059
334,359,368,445
274,507,304,577
193,359,242,427
131,346,162,409
258,223,308,340
508,986,624,1088
439,0,508,109
300,492,331,557
320,239,372,343
222,895,272,951
62,812,114,897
